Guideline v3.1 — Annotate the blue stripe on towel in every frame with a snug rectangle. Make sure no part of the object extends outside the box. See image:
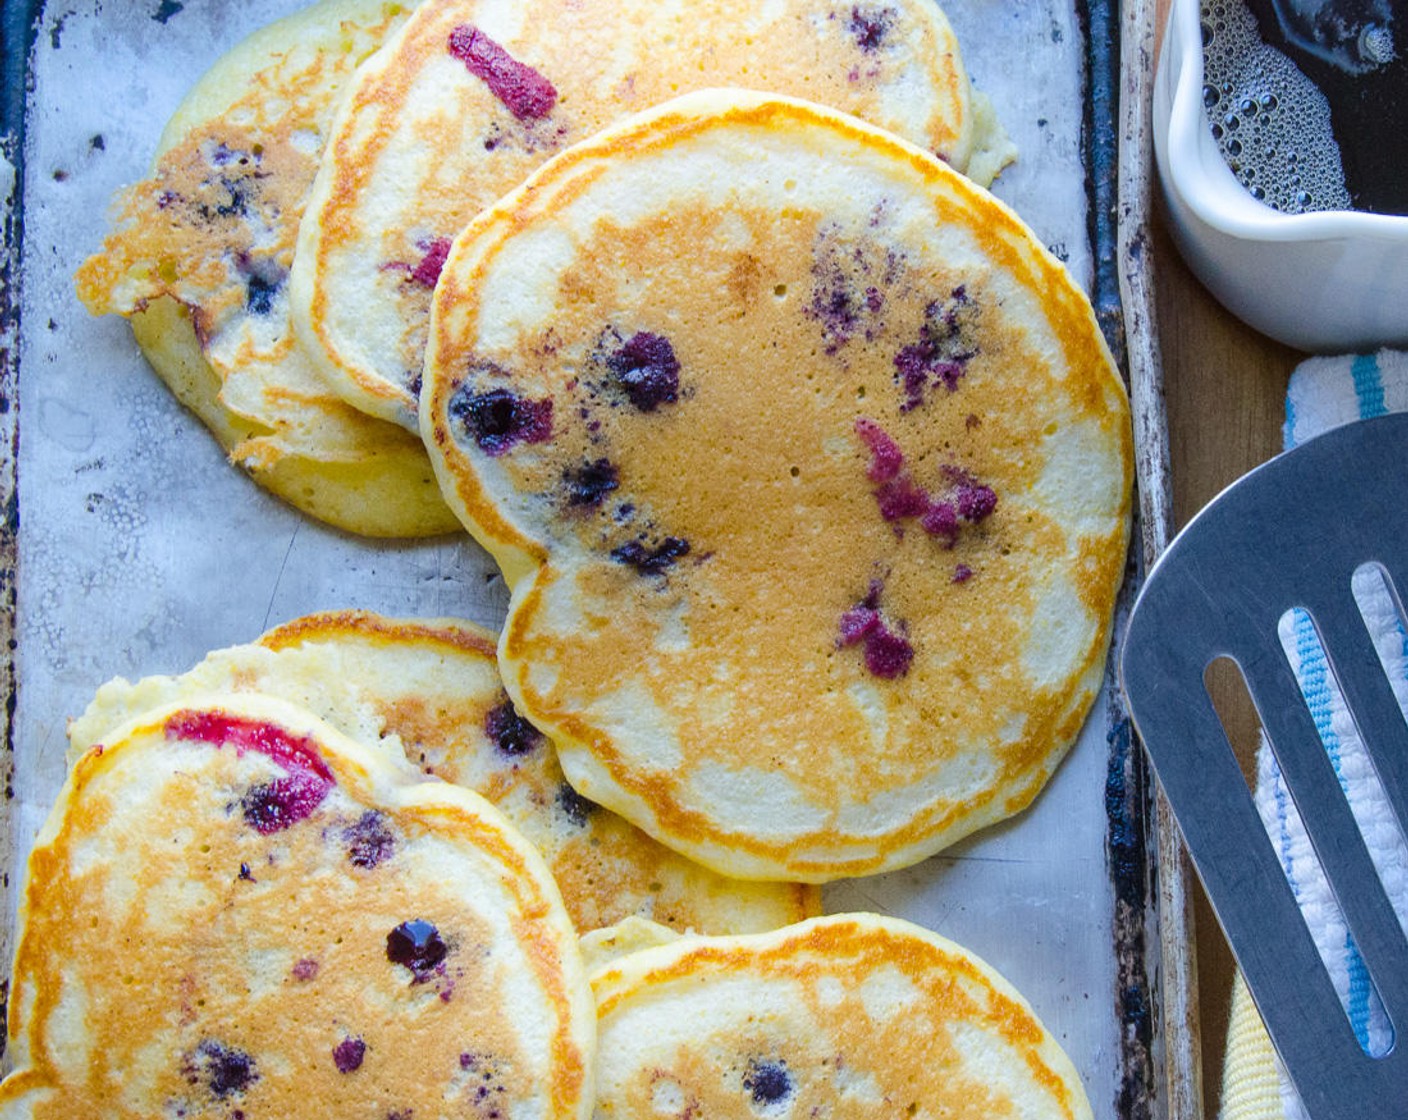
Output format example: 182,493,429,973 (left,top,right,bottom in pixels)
1352,353,1386,419
1292,609,1374,1049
